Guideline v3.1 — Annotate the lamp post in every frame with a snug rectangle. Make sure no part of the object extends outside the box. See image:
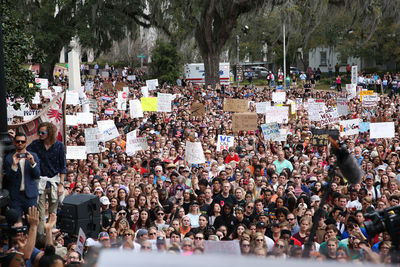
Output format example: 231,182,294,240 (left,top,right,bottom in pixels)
283,22,286,91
